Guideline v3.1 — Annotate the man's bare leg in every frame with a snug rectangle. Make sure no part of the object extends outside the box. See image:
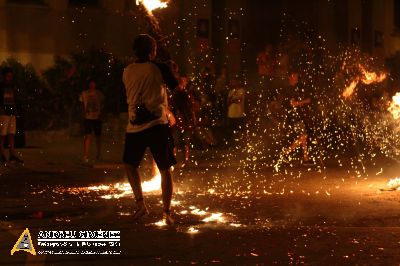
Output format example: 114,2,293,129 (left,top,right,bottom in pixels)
95,135,102,160
160,168,173,211
7,134,23,163
0,135,6,162
125,164,144,202
299,134,309,162
8,134,15,155
125,164,148,220
284,135,303,156
83,134,91,161
160,168,174,225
